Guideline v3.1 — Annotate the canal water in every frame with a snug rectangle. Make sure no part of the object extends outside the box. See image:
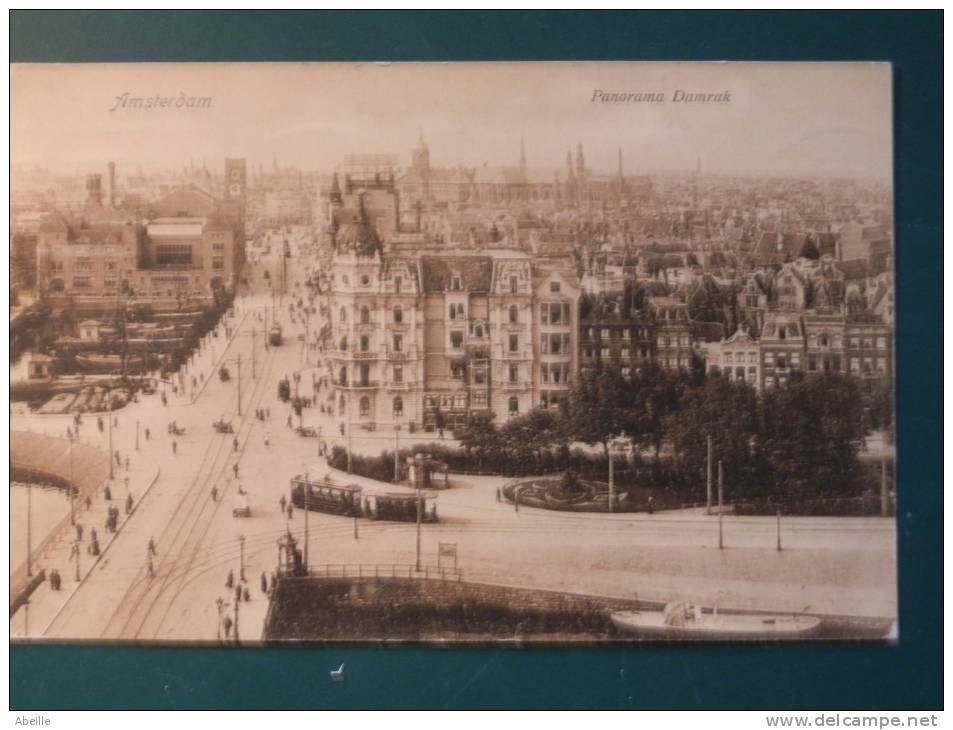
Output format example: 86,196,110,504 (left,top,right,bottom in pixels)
10,482,72,575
